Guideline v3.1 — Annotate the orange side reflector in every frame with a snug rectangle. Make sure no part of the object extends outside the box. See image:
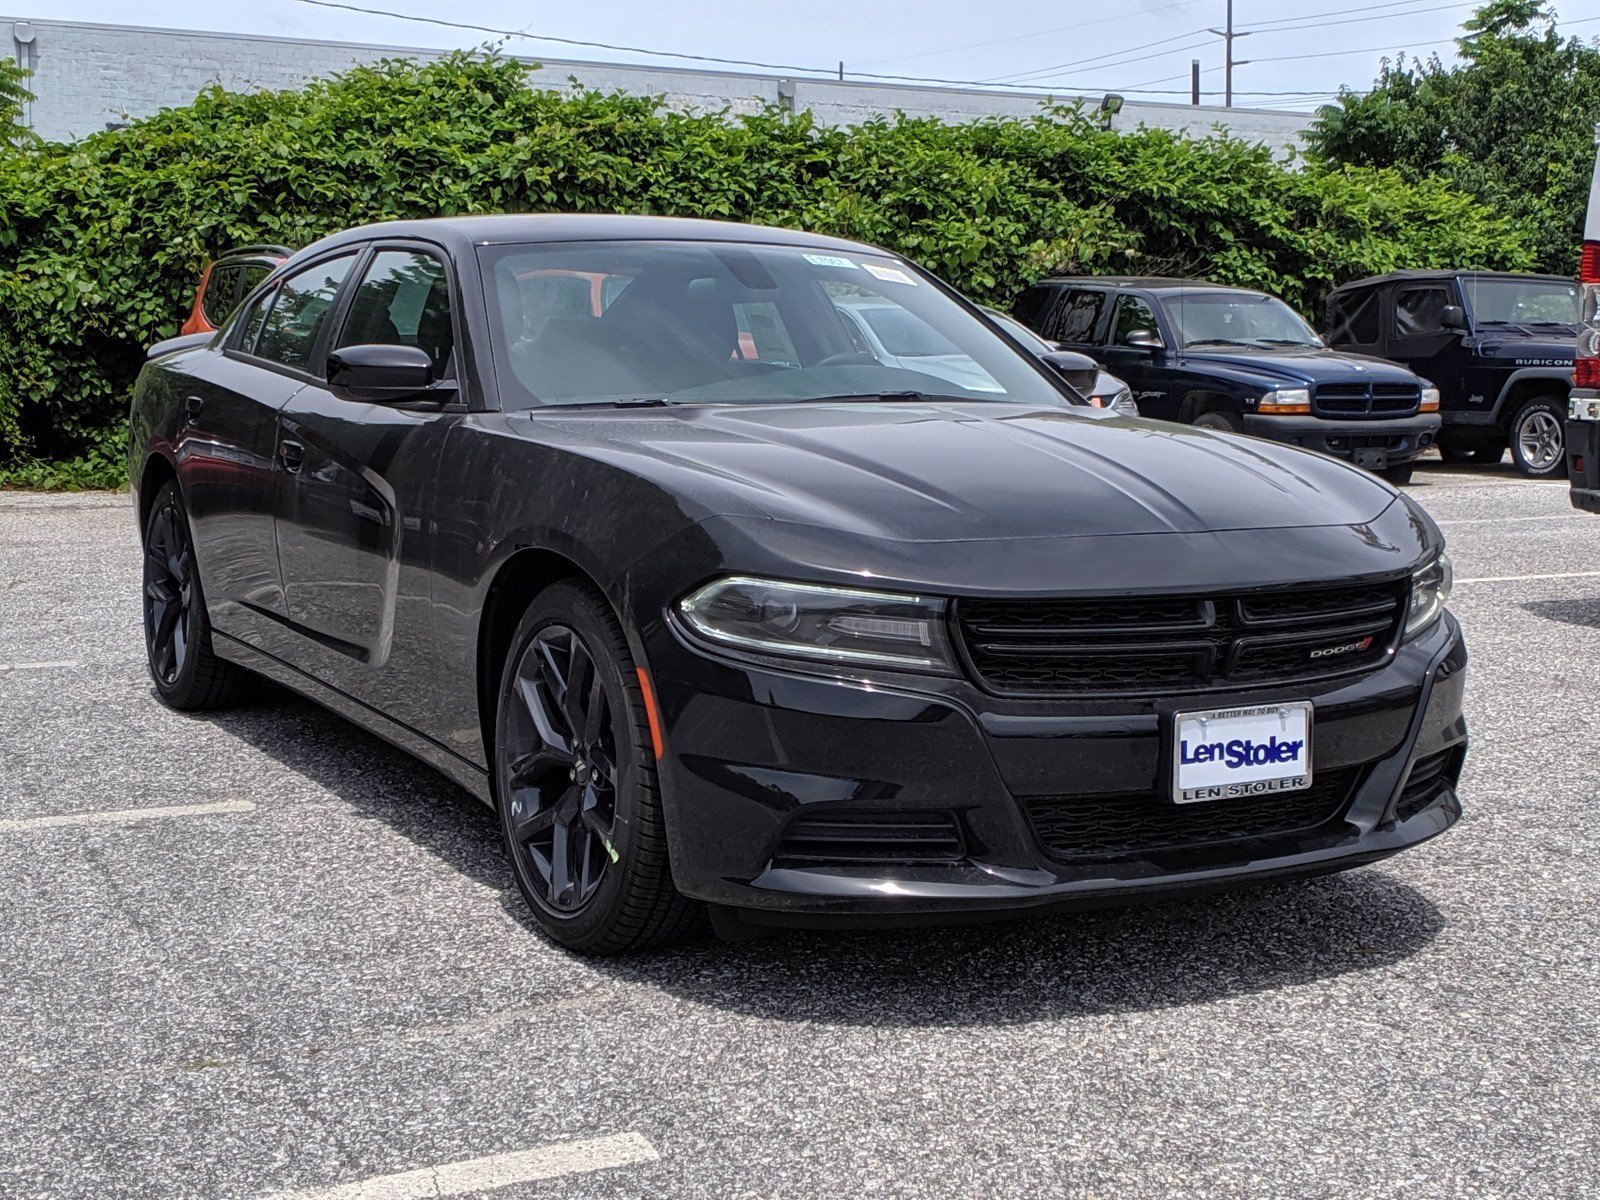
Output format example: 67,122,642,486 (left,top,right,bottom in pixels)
636,667,666,761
